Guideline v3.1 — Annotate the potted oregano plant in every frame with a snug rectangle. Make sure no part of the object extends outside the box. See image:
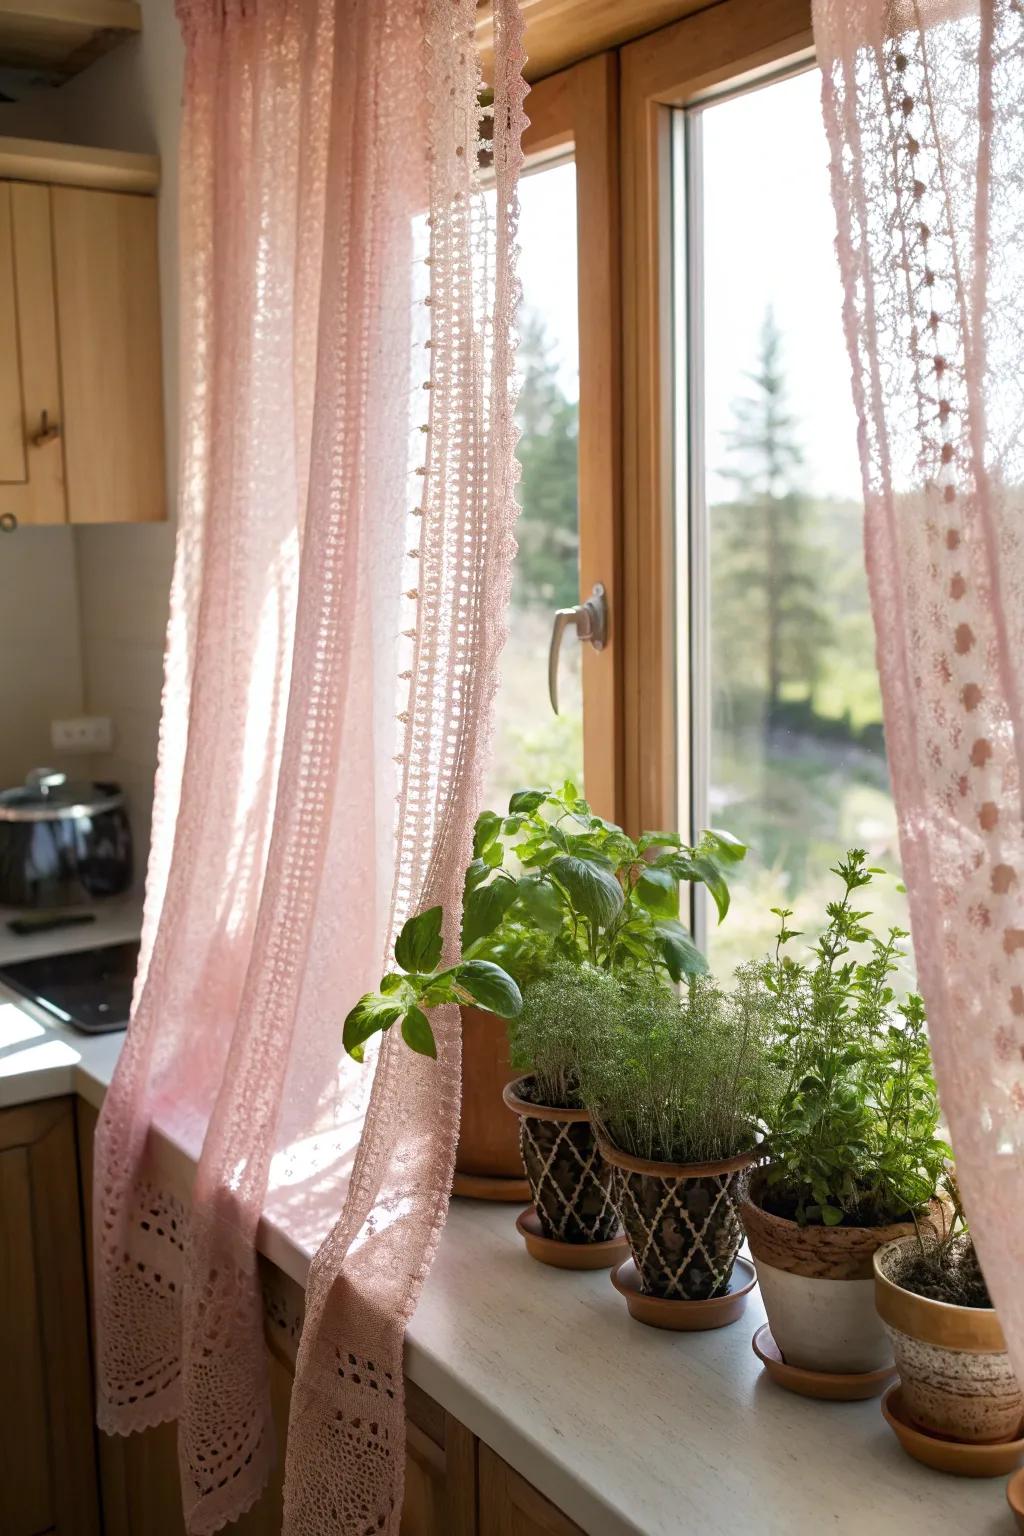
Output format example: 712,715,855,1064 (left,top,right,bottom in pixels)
501,960,628,1270
342,906,522,1062
581,968,779,1330
740,850,948,1390
874,1177,1024,1457
455,782,746,1197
